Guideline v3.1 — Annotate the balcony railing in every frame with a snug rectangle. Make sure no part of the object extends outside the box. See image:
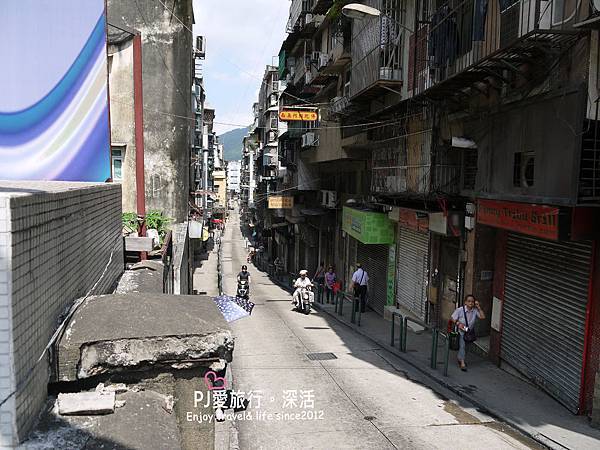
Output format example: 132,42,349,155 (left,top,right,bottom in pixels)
410,0,585,97
350,0,404,99
371,128,461,196
287,0,316,33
